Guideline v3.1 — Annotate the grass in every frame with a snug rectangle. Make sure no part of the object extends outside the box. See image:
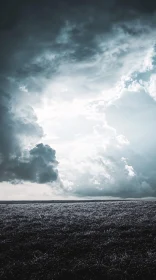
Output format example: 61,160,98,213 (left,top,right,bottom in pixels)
0,201,156,279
